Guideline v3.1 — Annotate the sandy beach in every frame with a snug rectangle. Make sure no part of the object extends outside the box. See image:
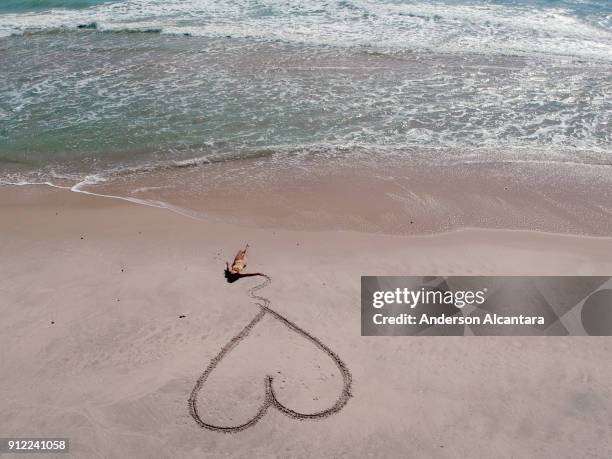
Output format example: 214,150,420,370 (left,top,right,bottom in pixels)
2,0,611,456
1,185,611,458
76,156,612,236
